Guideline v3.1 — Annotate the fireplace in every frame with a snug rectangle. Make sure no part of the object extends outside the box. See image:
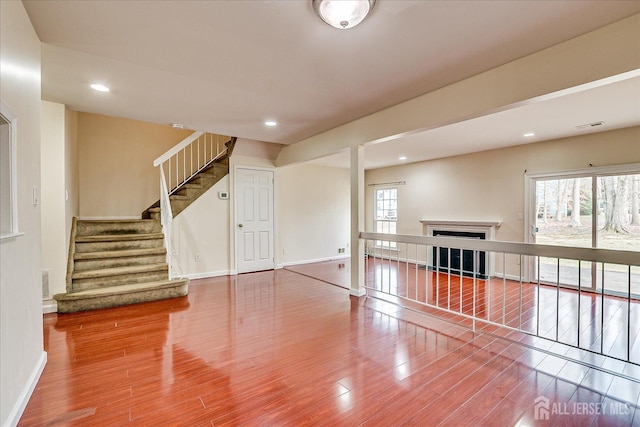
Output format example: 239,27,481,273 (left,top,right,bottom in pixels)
432,230,486,278
420,220,501,279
